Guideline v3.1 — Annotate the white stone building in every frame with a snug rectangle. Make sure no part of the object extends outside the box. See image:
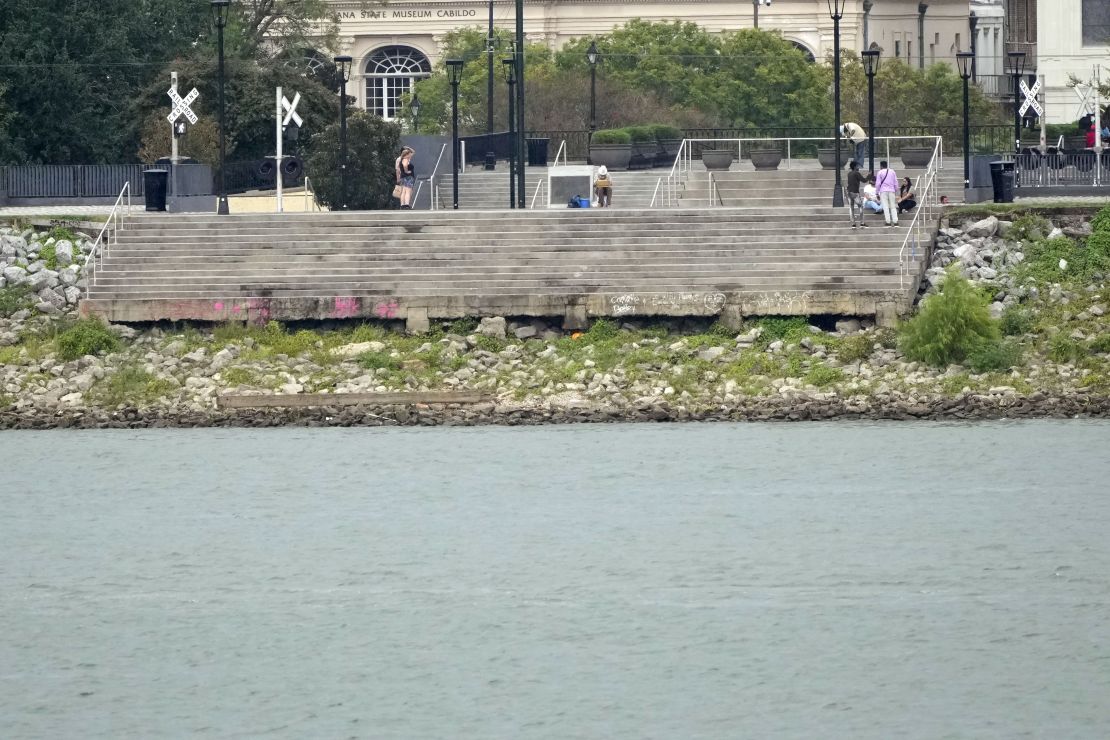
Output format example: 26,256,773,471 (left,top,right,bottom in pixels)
326,0,974,120
1037,0,1110,124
